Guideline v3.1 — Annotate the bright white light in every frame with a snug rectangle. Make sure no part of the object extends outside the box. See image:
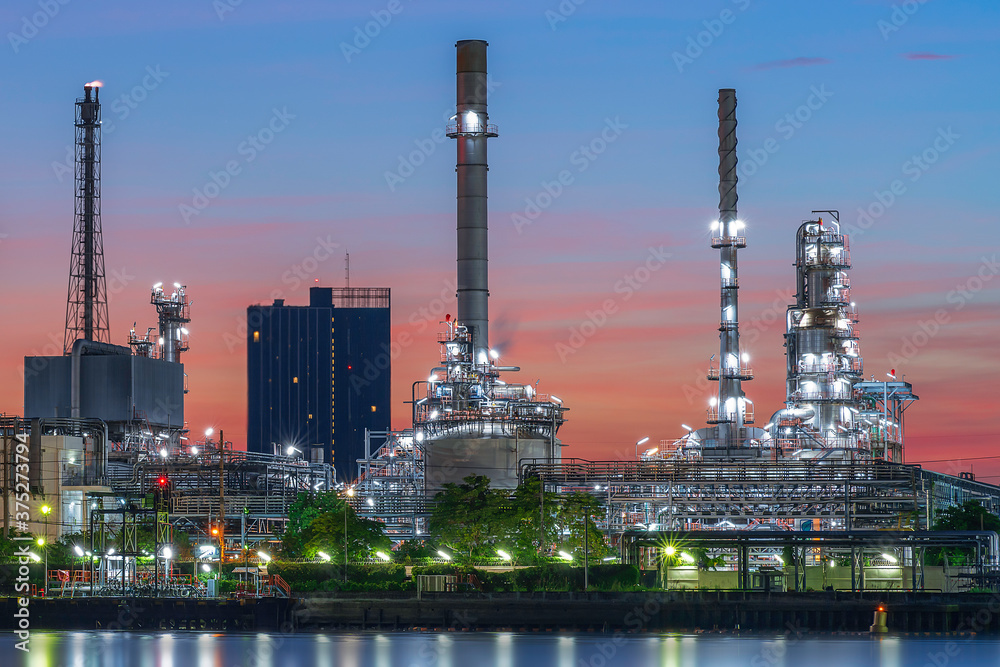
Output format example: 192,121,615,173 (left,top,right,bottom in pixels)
159,449,167,458
74,546,84,556
162,547,172,559
429,410,439,420
190,447,199,456
489,349,499,360
550,395,563,404
158,337,164,346
558,551,573,561
257,551,271,562
680,552,695,563
636,437,650,447
647,447,658,456
664,546,676,556
29,553,40,562
201,564,211,572
180,327,189,335
478,352,488,364
763,423,773,430
497,549,512,561
881,552,898,563
318,551,331,561
741,352,750,363
205,427,214,437
153,282,163,289
415,431,424,443
774,555,783,564
286,446,298,456
709,397,718,407
428,373,438,383
681,424,693,432
366,498,374,507
376,551,391,562
437,550,451,561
